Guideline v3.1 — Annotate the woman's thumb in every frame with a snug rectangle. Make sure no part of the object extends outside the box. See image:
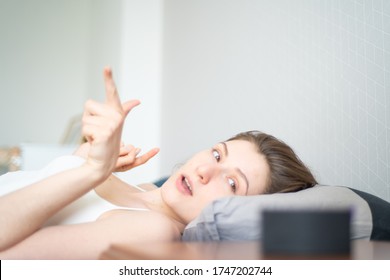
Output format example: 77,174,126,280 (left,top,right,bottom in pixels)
122,100,141,117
